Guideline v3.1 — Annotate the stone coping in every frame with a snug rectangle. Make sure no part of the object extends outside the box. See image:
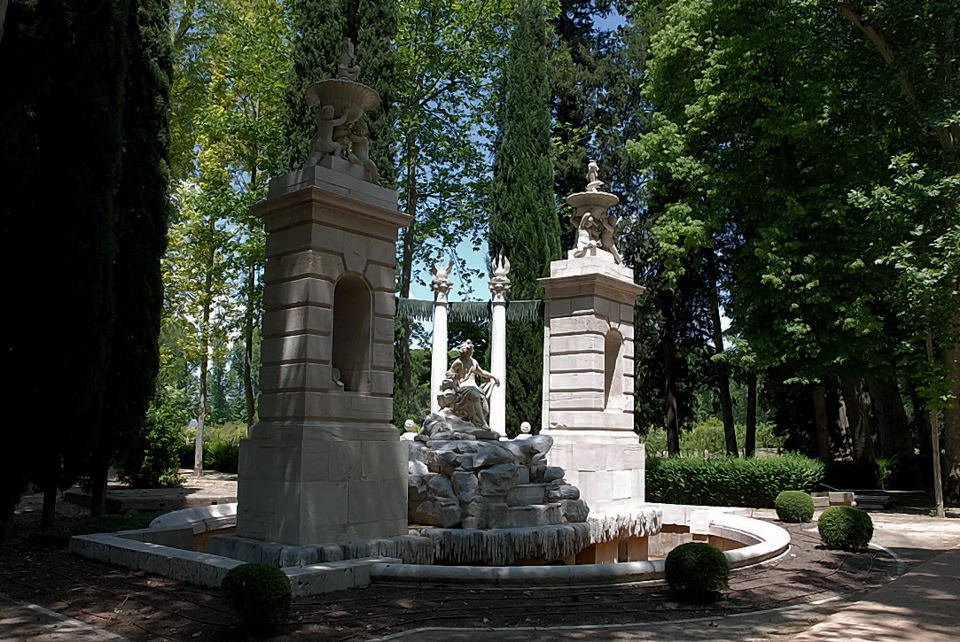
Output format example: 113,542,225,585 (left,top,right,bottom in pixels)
371,512,790,586
68,503,788,594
